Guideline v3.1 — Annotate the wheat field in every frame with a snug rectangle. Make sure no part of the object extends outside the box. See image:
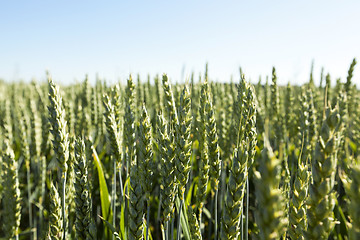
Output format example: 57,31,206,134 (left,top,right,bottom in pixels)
0,61,359,240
